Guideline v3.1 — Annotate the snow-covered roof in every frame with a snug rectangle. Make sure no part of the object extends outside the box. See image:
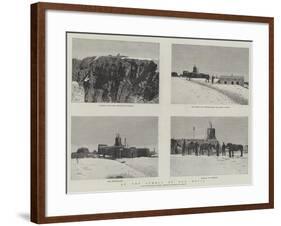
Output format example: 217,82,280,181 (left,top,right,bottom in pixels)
219,75,244,80
121,56,158,61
